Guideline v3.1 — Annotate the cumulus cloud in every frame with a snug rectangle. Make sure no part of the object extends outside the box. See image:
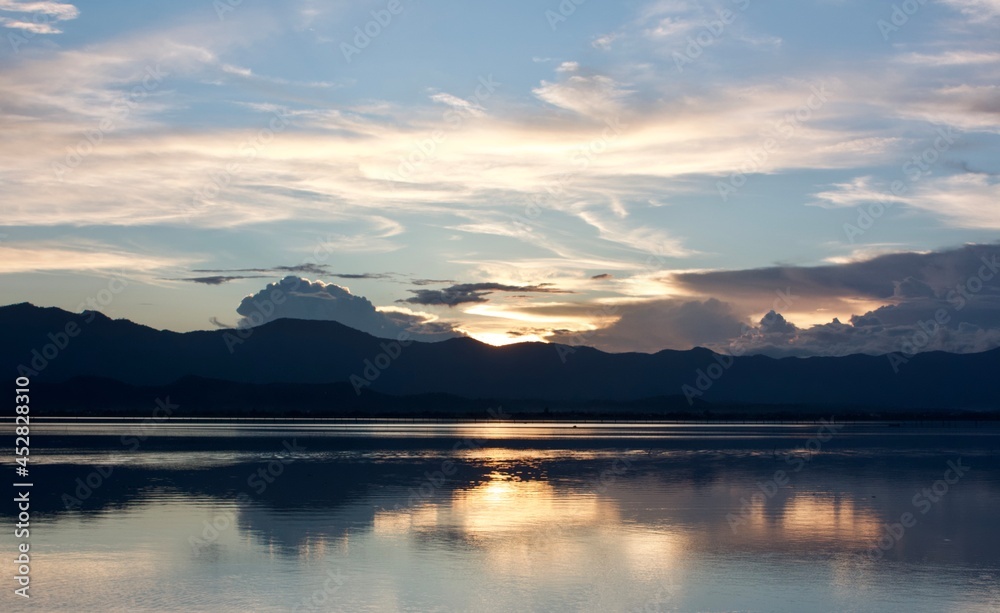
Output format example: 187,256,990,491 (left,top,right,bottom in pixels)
548,244,1000,356
236,276,460,341
682,244,1000,357
758,310,797,334
400,282,572,307
730,296,1000,358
